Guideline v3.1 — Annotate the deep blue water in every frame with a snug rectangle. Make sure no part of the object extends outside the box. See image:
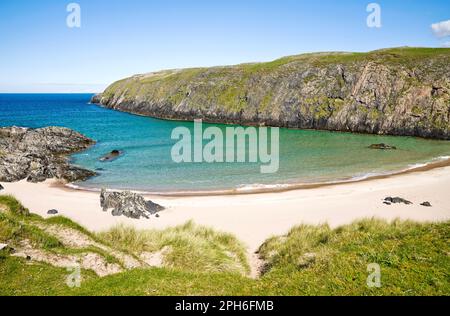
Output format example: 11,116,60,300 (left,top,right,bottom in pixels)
1,94,450,193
